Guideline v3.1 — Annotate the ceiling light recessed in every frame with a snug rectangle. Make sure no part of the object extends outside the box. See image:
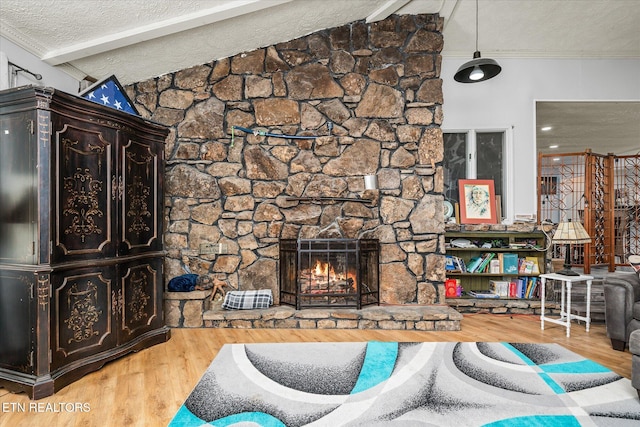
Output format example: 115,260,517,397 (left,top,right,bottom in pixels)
549,145,559,149
541,126,553,131
553,157,561,161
